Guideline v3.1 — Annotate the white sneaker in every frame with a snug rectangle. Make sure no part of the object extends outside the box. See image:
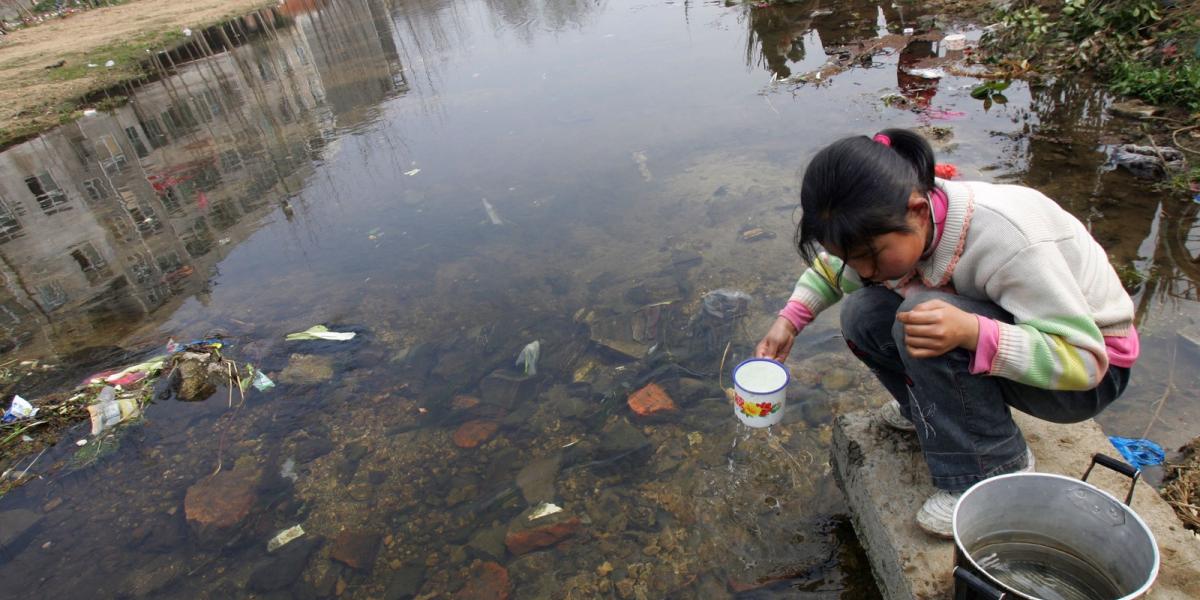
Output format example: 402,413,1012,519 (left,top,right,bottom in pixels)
916,489,960,539
878,399,916,433
916,447,1037,539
